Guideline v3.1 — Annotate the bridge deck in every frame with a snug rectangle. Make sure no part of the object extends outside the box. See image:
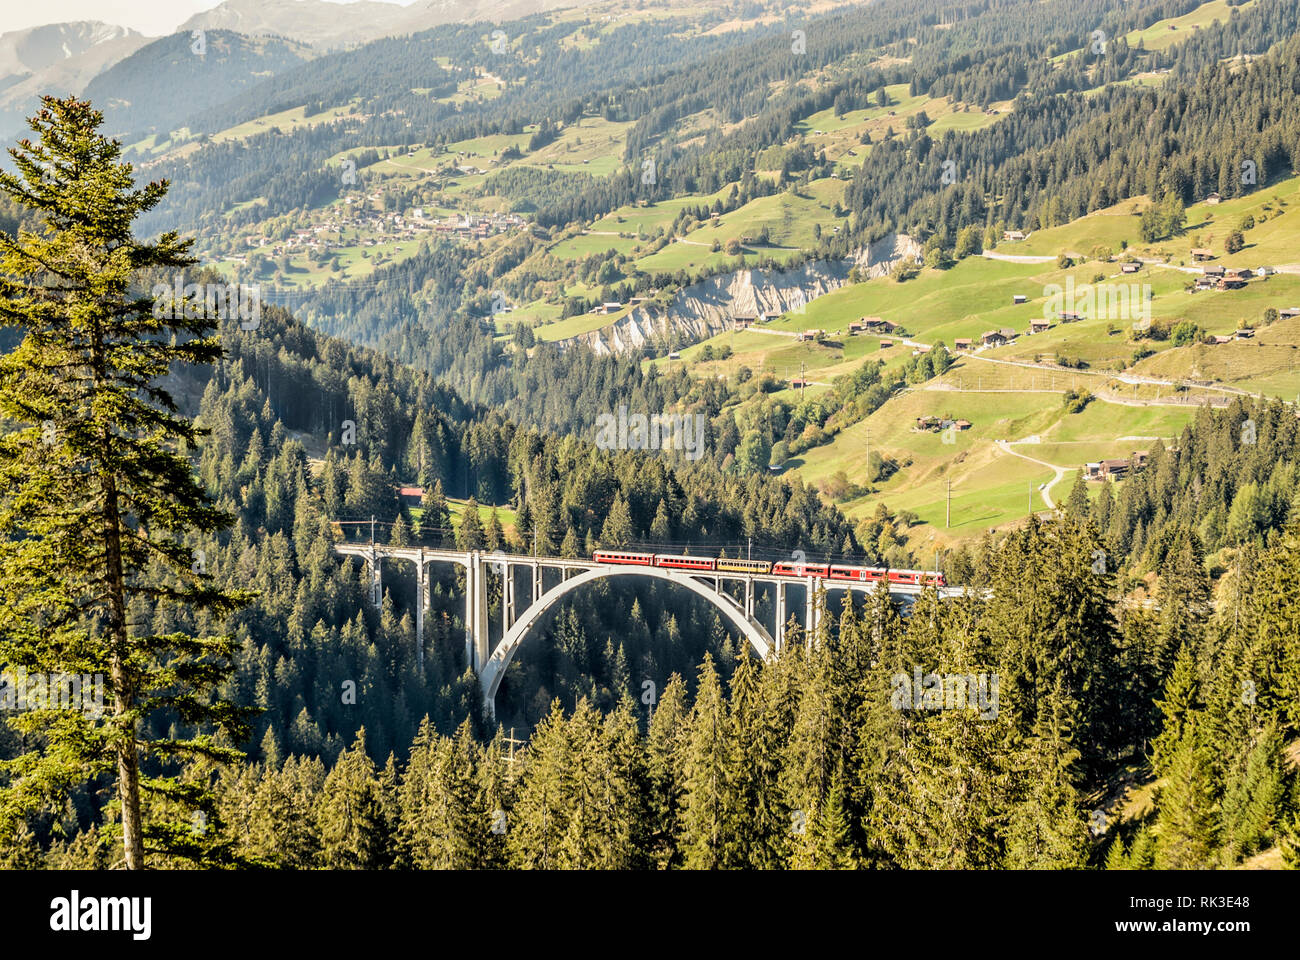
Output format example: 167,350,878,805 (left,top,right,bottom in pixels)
331,543,965,597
